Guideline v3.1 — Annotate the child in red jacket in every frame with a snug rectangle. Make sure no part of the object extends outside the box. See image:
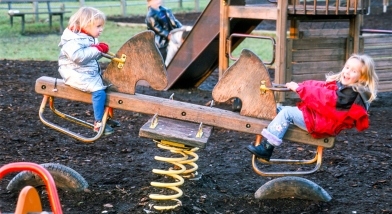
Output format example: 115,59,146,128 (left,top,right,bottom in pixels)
247,54,378,161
